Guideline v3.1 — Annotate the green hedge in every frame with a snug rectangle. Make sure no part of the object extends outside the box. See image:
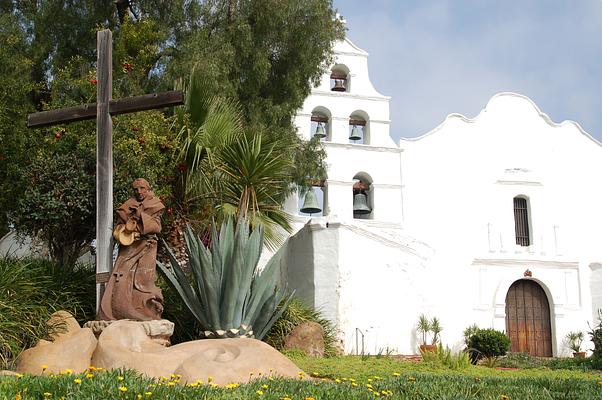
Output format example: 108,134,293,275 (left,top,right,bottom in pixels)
0,257,95,369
